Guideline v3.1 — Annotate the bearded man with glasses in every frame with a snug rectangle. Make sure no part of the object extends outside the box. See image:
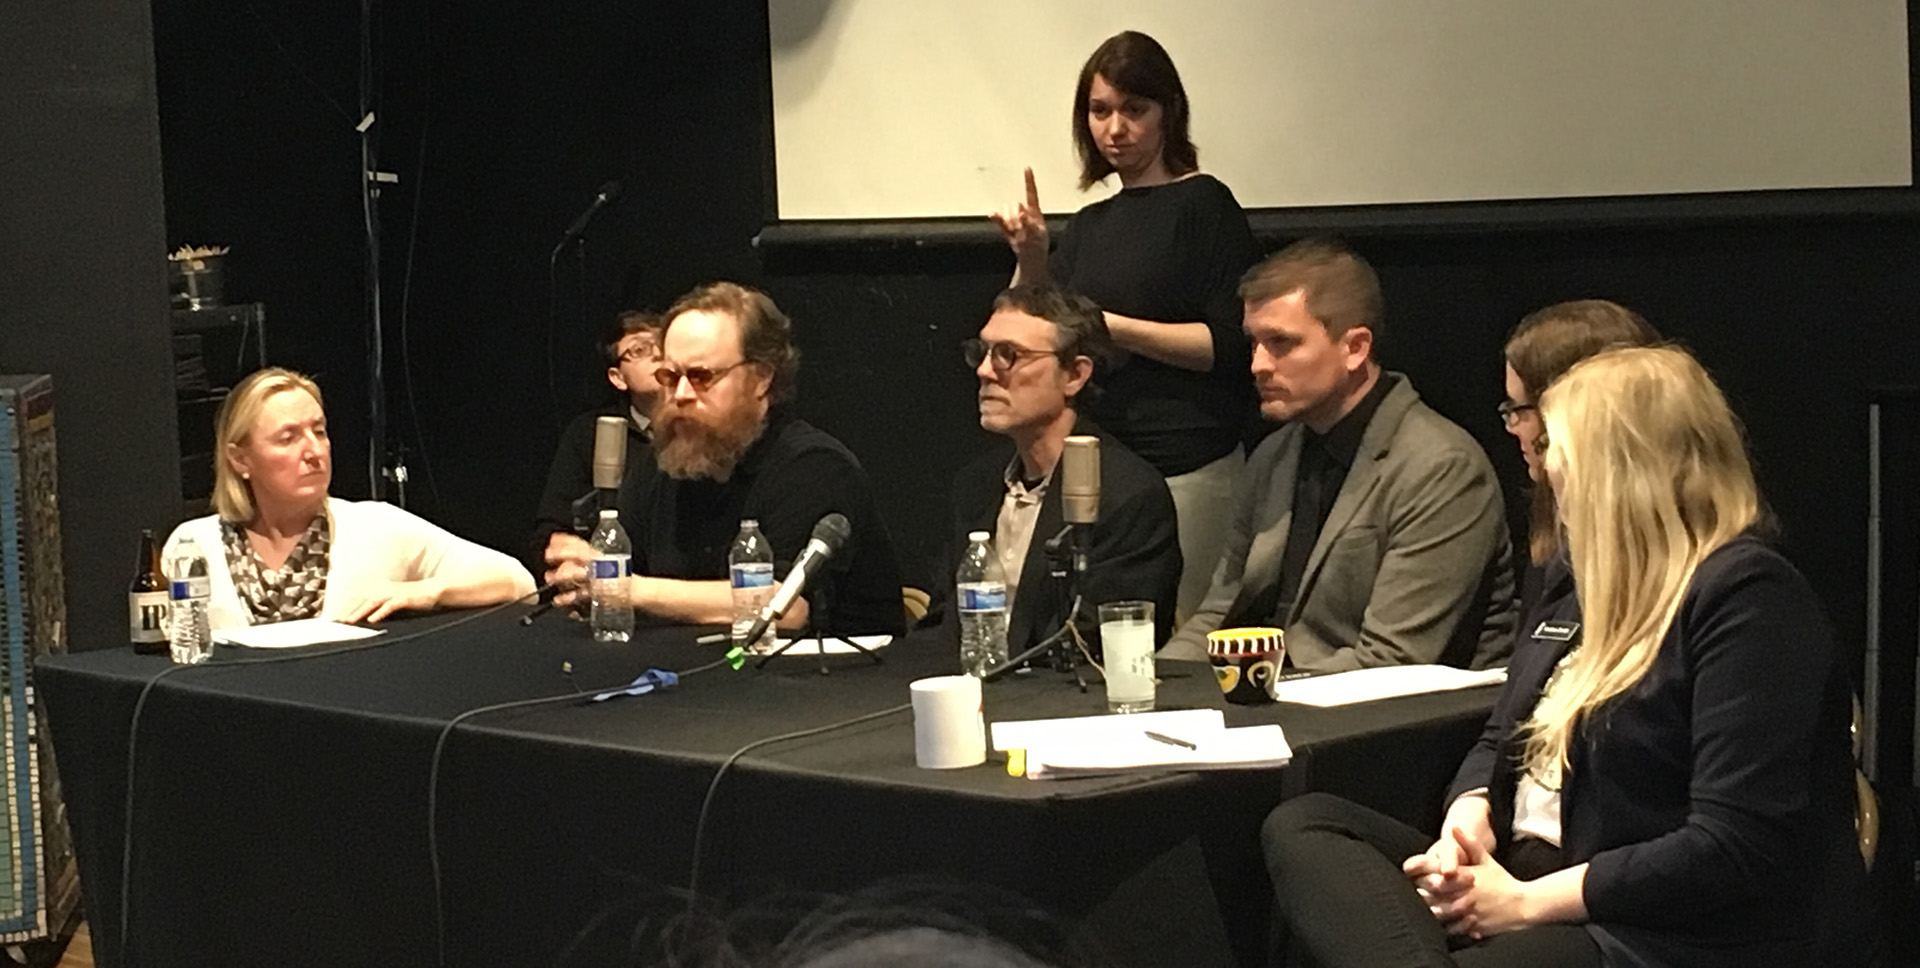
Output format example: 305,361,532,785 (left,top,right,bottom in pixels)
546,282,904,637
948,283,1181,651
